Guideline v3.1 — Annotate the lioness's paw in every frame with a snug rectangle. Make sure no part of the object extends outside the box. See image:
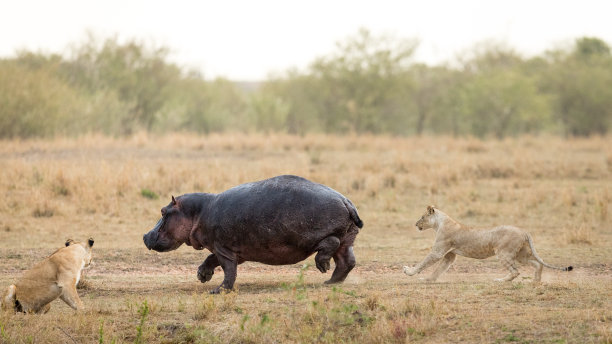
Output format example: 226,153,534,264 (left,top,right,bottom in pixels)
403,266,416,276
